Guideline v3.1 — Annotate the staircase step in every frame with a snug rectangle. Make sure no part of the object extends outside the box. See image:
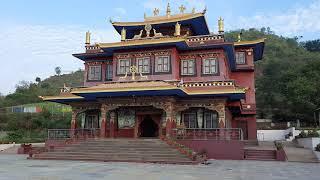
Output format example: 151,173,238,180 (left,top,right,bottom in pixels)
34,138,194,164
